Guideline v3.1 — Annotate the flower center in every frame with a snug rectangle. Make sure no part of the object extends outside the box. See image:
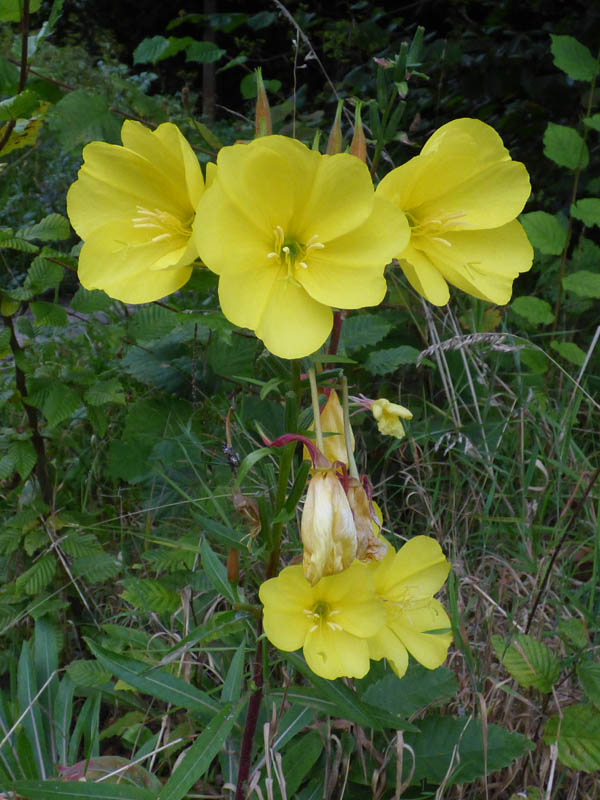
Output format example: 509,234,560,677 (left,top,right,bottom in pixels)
304,600,343,633
406,209,469,248
132,206,193,243
267,225,325,282
382,584,436,626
